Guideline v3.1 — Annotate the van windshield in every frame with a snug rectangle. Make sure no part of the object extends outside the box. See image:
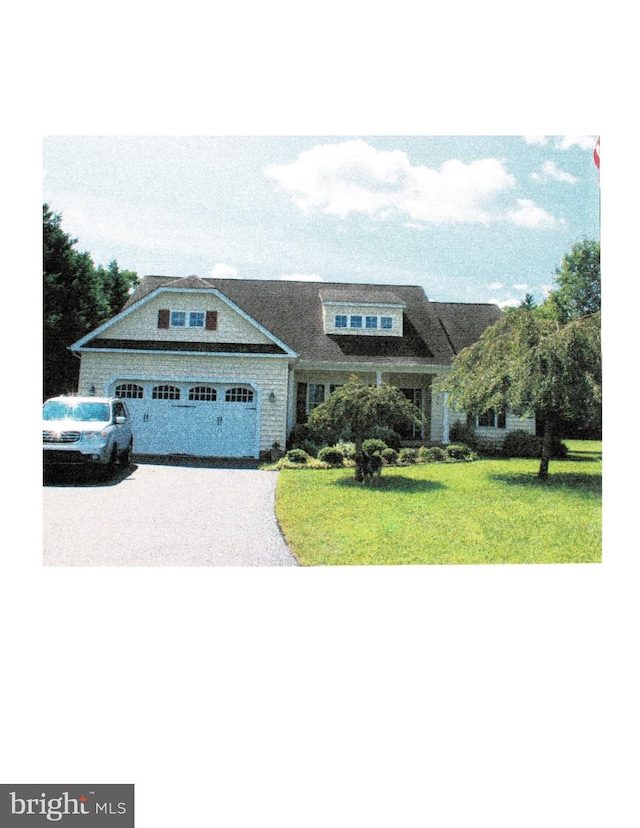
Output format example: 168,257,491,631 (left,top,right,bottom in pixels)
43,401,110,422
